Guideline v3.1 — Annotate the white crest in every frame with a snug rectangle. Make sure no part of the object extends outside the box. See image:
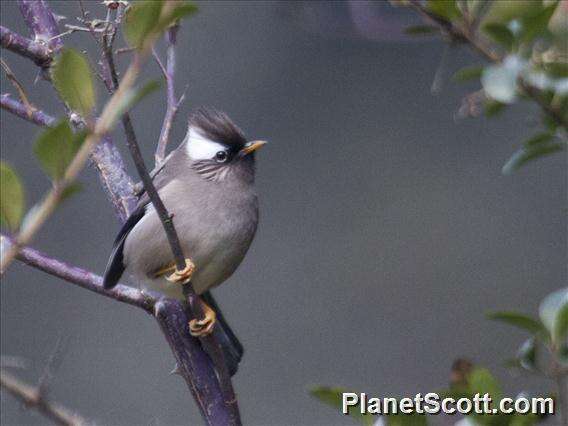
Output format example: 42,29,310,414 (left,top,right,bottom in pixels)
185,127,226,160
